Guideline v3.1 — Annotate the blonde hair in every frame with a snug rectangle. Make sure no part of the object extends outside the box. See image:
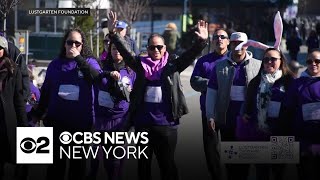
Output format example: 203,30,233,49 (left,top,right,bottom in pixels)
166,23,177,31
